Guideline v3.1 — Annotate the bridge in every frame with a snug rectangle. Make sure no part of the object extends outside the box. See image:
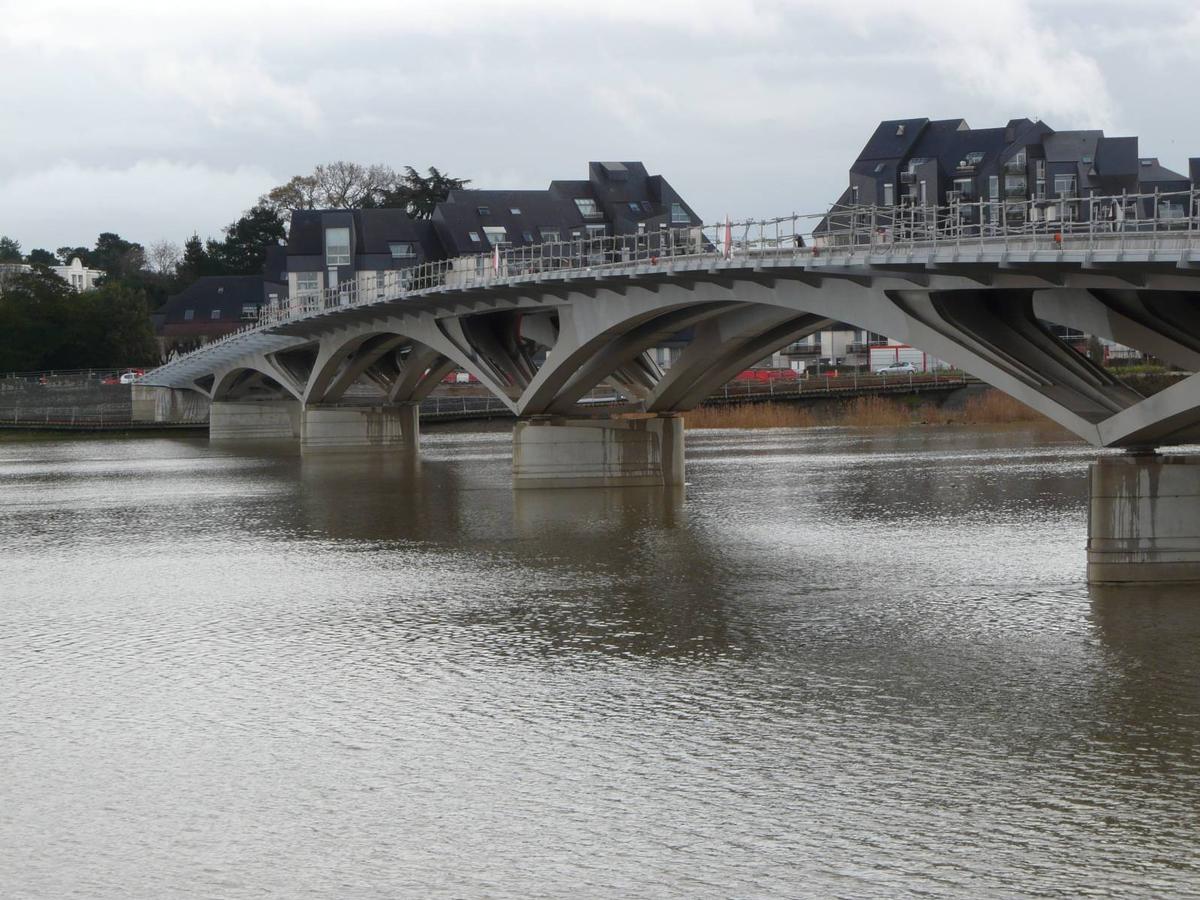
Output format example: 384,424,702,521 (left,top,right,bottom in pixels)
139,190,1200,583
